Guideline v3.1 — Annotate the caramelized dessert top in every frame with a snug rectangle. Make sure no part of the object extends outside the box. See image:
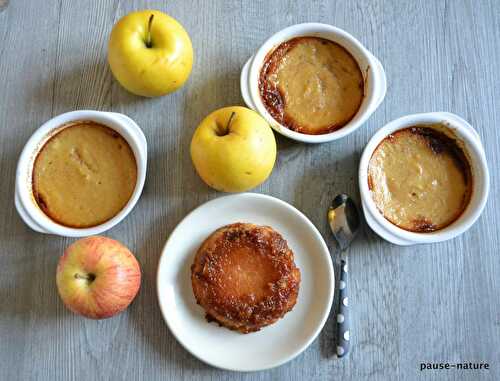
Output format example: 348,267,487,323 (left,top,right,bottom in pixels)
191,222,301,333
259,36,364,135
368,125,472,232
